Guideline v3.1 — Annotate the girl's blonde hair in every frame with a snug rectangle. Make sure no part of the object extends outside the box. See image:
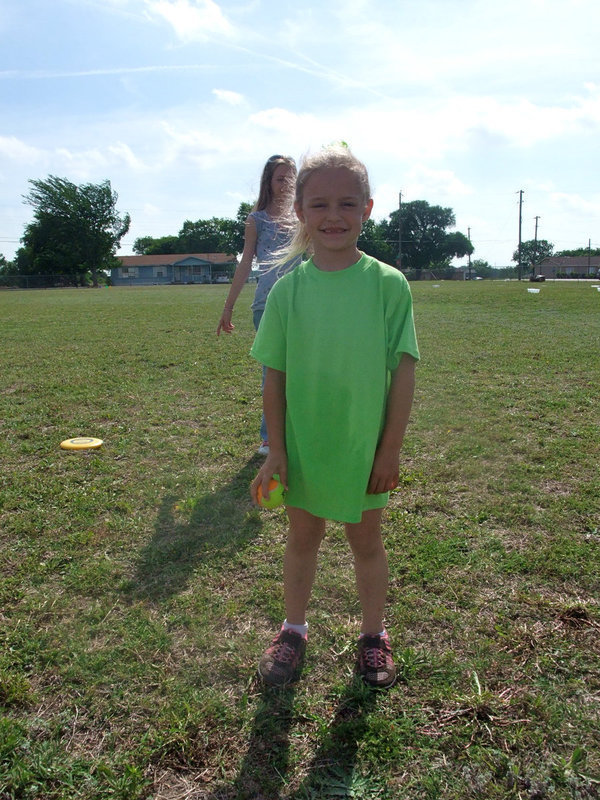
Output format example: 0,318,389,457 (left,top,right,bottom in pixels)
283,145,372,263
253,154,297,212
